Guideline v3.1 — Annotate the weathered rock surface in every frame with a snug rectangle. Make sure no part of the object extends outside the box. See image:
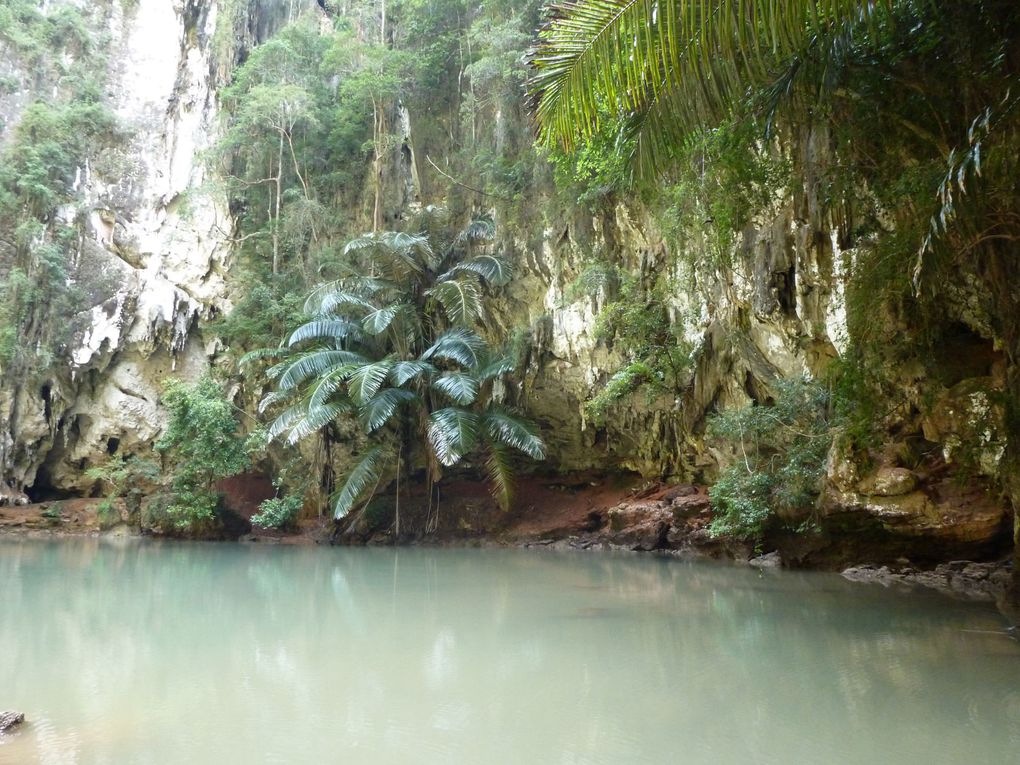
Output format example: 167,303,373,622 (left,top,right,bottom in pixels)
0,711,24,734
842,560,1013,603
857,467,918,497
